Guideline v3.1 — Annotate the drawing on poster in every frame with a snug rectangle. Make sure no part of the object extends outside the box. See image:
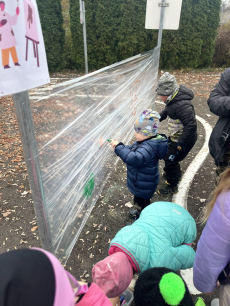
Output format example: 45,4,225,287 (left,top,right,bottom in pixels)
0,1,20,69
23,0,40,67
0,0,50,97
